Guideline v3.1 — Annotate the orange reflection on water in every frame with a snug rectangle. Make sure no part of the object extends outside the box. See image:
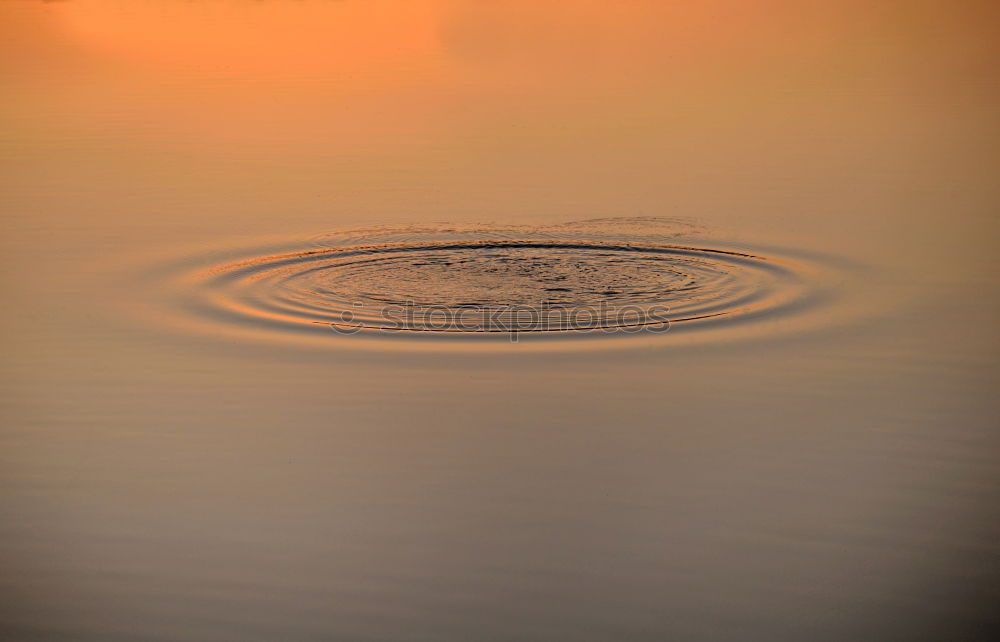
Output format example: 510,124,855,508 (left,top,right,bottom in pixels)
54,0,445,80
6,0,999,262
39,0,833,160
